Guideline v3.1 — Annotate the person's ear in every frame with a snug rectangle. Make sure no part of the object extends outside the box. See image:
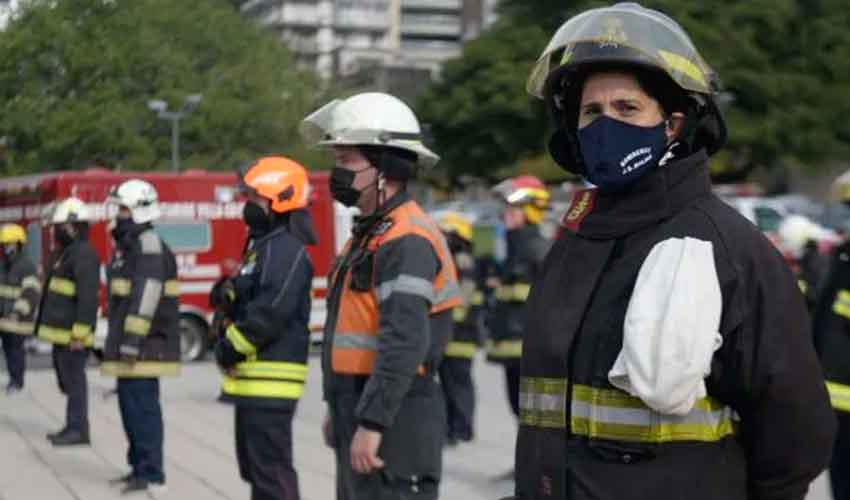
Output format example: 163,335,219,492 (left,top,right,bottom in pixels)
665,111,686,143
